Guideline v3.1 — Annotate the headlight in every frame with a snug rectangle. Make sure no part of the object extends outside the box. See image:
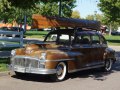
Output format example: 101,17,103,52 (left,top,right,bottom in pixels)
39,52,46,68
11,50,16,56
39,61,46,68
40,52,46,60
